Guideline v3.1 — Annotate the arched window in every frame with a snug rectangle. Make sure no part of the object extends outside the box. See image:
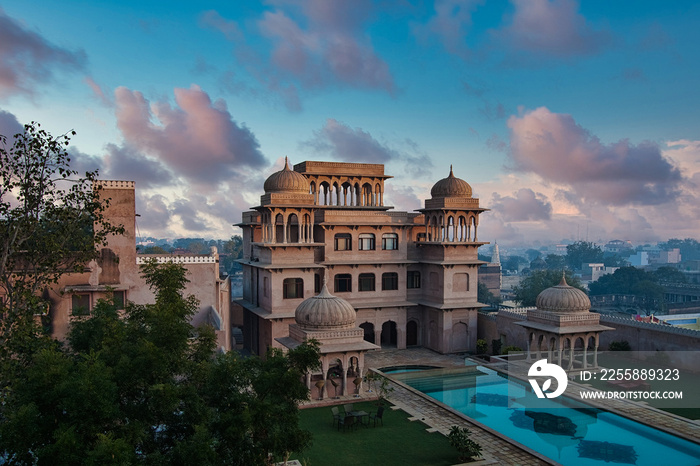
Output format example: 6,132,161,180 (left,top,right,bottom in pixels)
358,273,375,291
382,272,398,291
283,278,304,299
334,273,352,292
334,233,352,251
382,233,398,250
358,233,375,251
407,270,421,289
